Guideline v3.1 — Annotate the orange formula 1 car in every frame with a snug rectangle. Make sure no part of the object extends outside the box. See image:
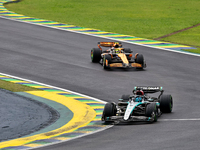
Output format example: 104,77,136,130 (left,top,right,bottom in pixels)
91,42,146,69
